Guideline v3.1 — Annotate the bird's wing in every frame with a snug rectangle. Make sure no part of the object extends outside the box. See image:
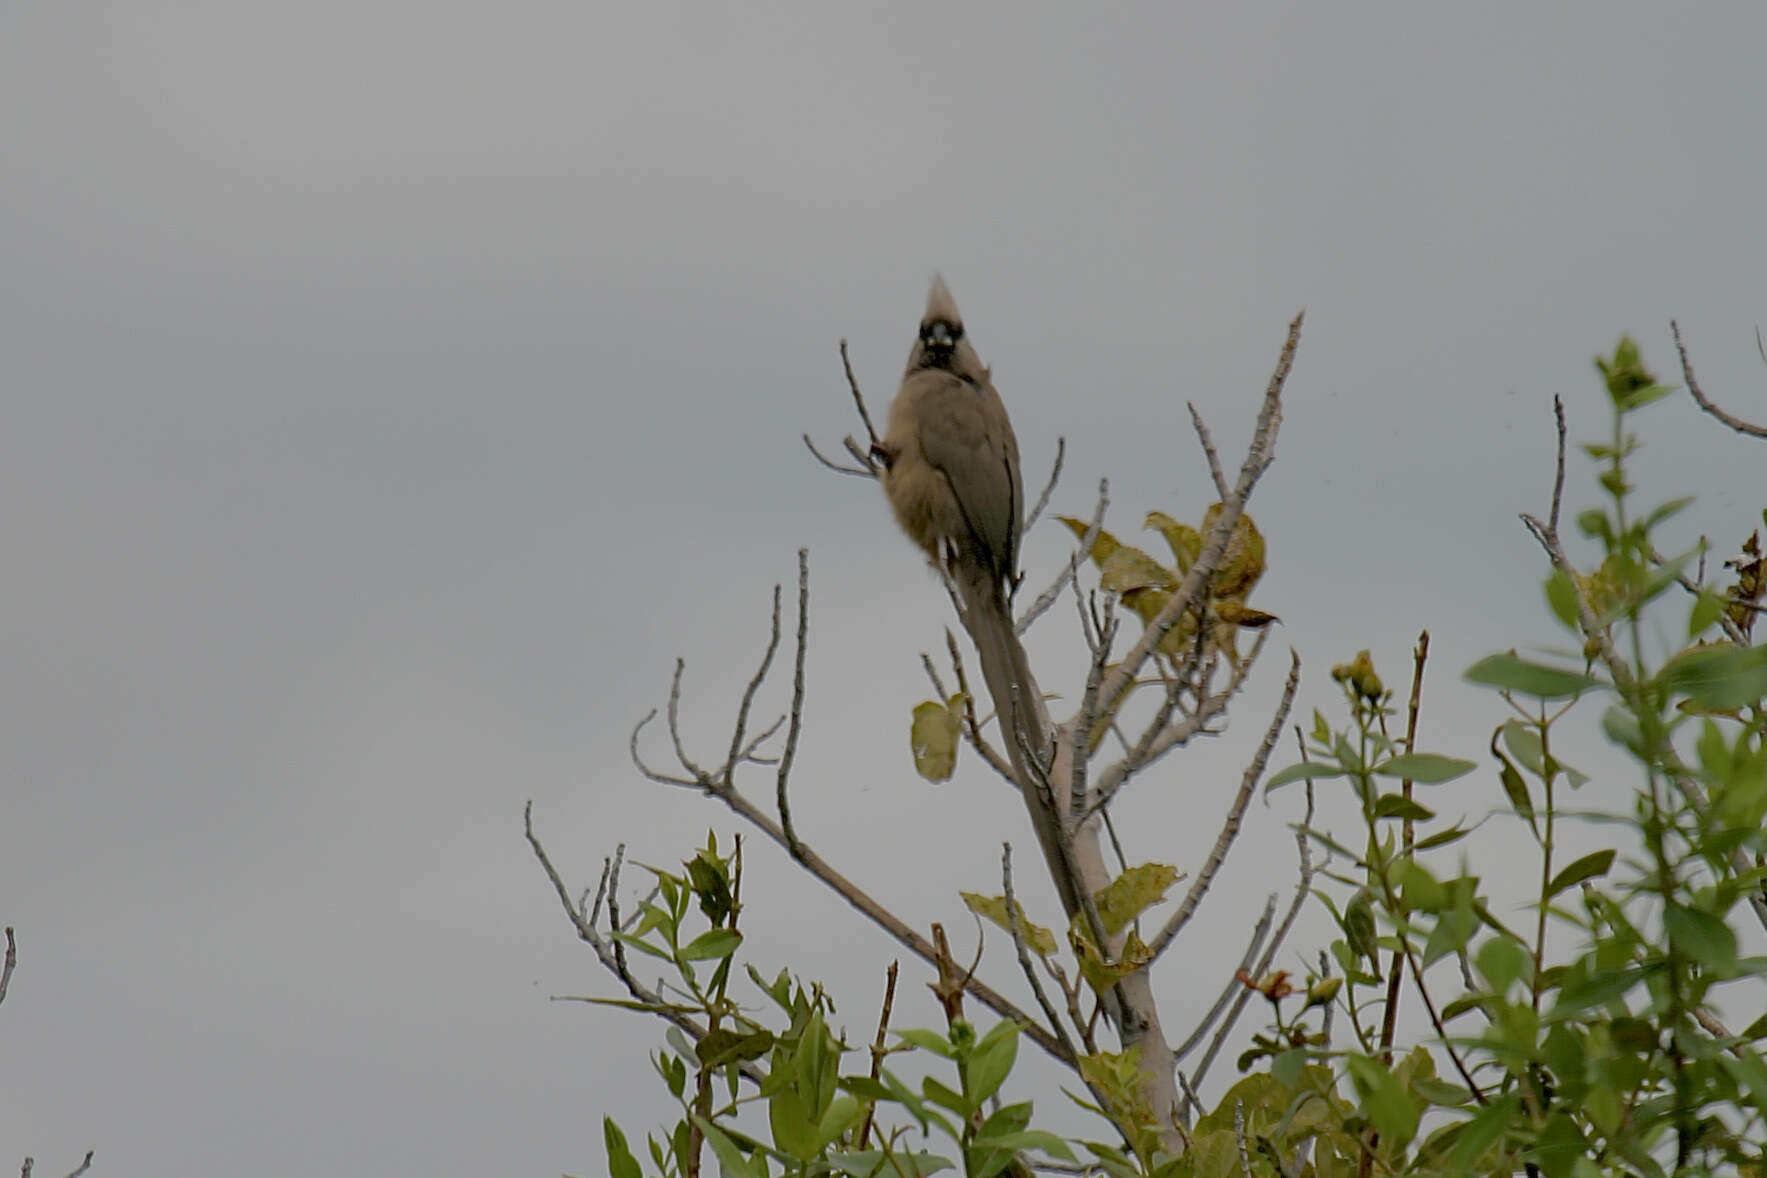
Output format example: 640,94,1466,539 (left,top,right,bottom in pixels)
912,372,1018,582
